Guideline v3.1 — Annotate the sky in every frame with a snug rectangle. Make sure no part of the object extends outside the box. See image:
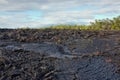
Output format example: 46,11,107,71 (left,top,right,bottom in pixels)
0,0,120,28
